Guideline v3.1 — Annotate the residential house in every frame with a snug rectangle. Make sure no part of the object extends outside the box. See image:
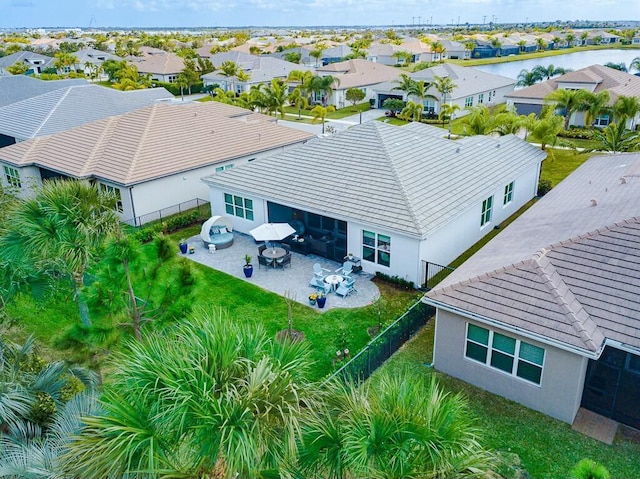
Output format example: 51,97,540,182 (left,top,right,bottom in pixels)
424,153,640,429
372,63,515,114
71,48,122,78
505,65,640,128
128,46,185,83
315,59,402,108
586,30,621,45
0,75,87,109
438,40,471,60
0,50,54,75
0,84,172,146
201,51,309,94
0,101,314,225
366,42,422,65
202,121,546,286
268,47,315,67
